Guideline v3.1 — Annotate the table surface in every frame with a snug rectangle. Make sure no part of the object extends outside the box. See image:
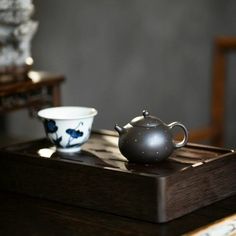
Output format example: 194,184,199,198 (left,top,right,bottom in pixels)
0,190,235,236
0,132,236,235
0,131,235,235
